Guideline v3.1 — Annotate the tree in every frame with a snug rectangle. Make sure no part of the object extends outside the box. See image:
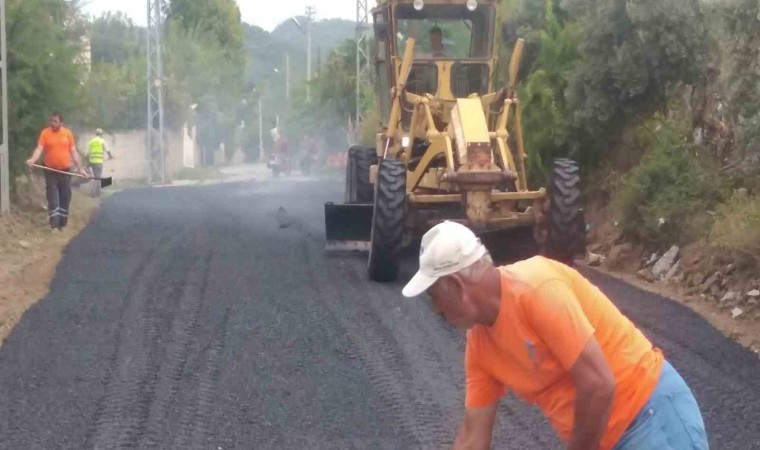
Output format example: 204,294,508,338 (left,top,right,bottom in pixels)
514,0,580,183
166,0,246,160
5,0,87,191
85,13,147,131
563,0,711,164
719,0,760,159
89,12,143,65
168,0,244,51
